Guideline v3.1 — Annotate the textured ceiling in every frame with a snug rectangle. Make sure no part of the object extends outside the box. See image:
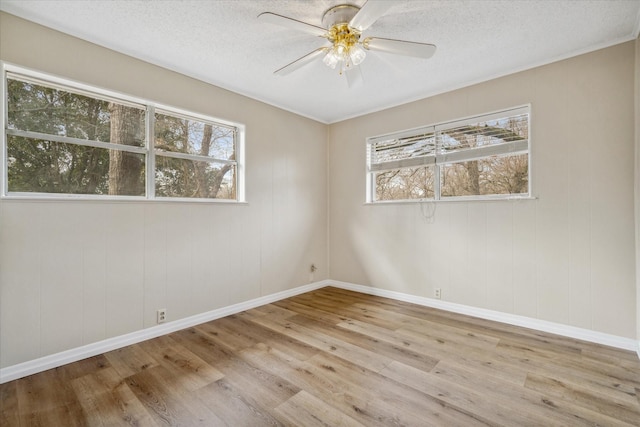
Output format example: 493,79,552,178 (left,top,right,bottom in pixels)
1,0,639,123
